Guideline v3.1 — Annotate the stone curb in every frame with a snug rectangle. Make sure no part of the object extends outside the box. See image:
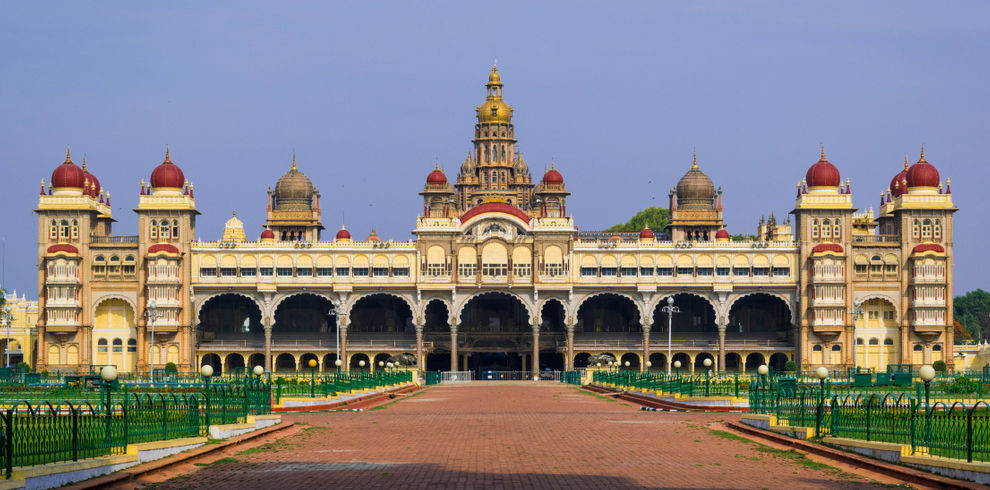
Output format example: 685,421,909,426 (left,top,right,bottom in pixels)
726,421,985,490
273,385,421,412
583,385,745,412
58,421,295,490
